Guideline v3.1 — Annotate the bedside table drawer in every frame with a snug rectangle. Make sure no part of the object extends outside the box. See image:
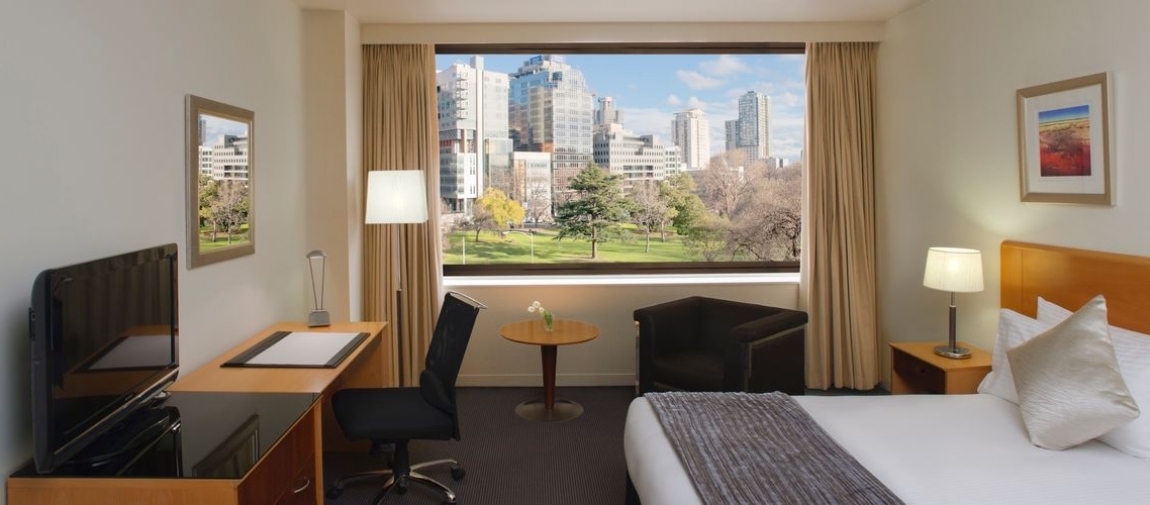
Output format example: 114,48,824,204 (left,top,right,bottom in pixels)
892,349,945,394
